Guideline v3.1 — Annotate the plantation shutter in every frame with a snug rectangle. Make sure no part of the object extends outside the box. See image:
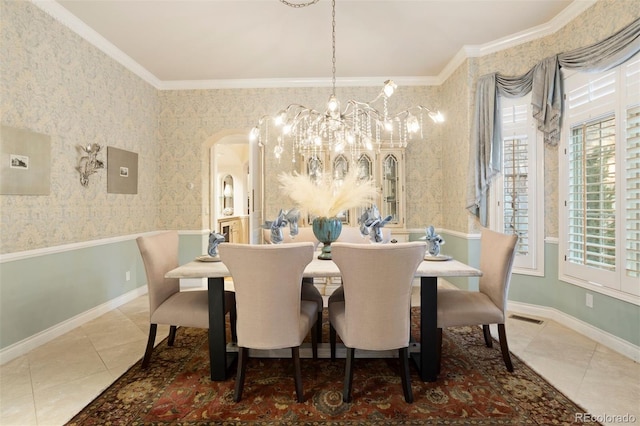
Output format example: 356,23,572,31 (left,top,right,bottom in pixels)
564,70,617,285
624,56,640,287
567,116,616,271
626,104,640,280
502,103,529,256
